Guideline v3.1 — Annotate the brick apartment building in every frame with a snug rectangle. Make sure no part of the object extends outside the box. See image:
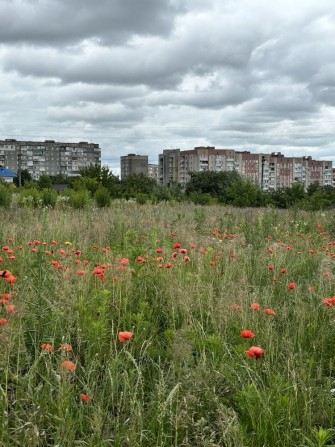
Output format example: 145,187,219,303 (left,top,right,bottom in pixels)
158,147,333,190
0,139,101,180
